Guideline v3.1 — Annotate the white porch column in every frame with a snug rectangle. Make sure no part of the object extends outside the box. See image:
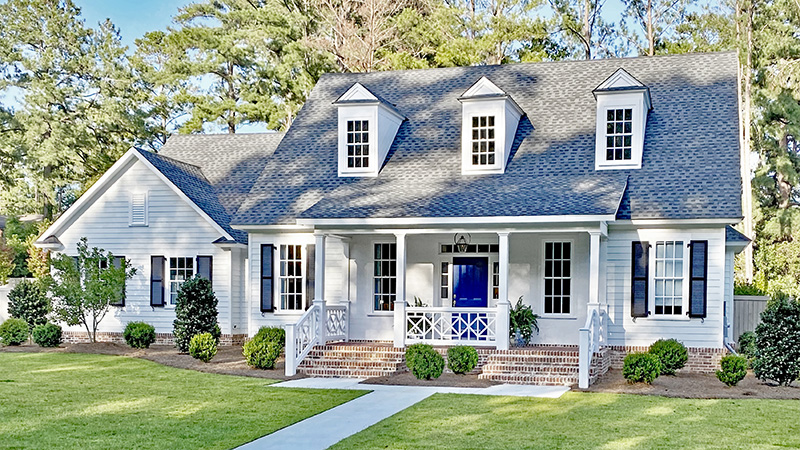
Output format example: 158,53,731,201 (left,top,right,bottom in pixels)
588,231,602,310
314,233,327,345
496,232,511,350
393,232,407,348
